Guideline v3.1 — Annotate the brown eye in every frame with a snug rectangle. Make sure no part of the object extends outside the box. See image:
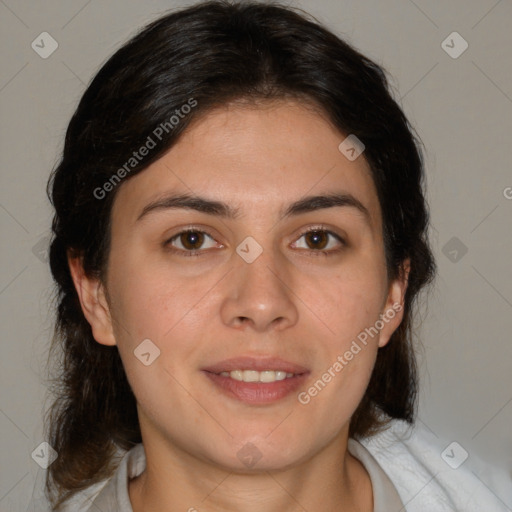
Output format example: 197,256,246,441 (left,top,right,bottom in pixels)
179,231,205,250
166,229,218,255
292,228,345,255
304,230,329,250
